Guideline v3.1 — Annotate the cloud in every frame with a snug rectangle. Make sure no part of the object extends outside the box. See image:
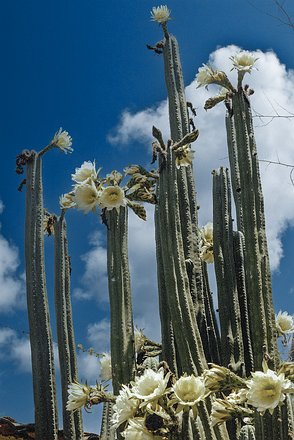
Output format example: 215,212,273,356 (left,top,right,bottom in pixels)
0,327,59,374
73,231,108,301
109,45,294,271
0,205,26,313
